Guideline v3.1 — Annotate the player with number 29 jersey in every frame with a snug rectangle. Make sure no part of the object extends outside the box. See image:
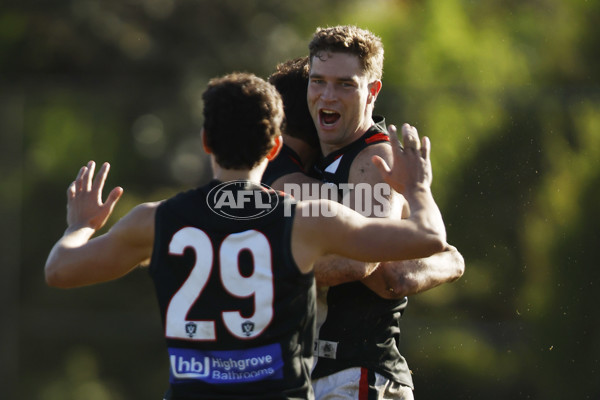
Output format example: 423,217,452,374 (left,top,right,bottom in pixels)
149,180,315,400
